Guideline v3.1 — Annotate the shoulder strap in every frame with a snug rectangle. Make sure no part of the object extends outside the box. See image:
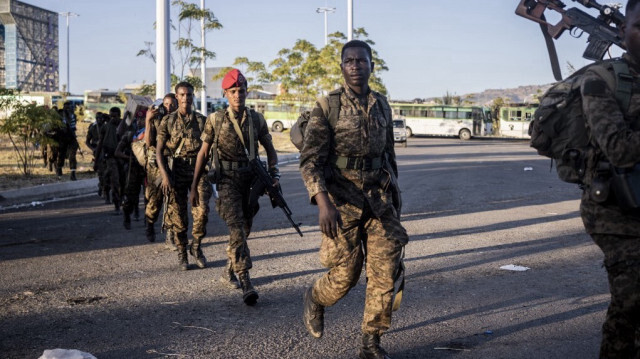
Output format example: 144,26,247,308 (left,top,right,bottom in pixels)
589,59,632,113
317,89,341,129
210,111,224,172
